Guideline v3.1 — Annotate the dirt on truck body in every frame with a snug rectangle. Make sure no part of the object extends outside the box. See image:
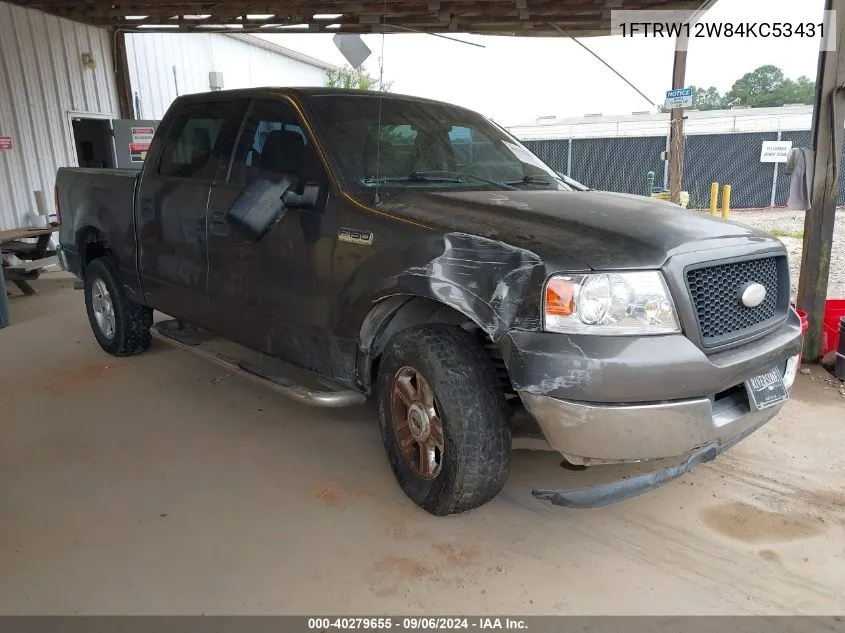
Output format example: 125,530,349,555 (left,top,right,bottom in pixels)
55,87,802,515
